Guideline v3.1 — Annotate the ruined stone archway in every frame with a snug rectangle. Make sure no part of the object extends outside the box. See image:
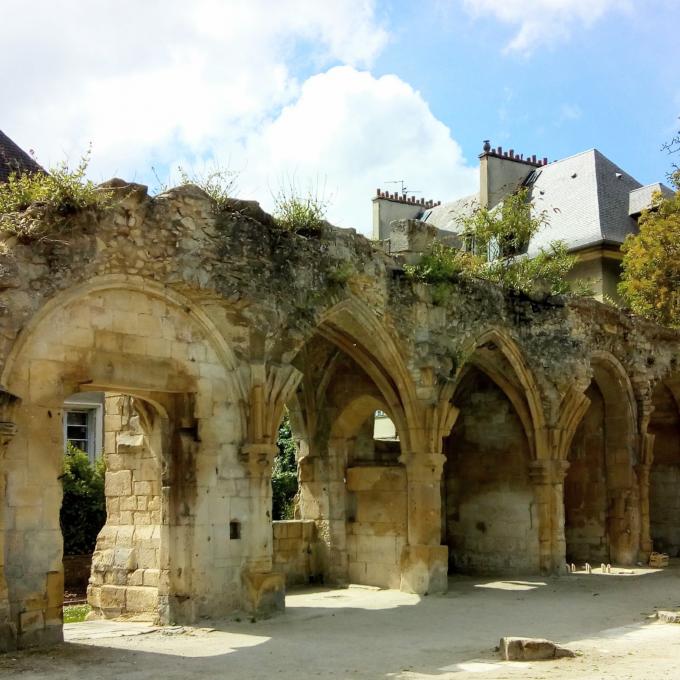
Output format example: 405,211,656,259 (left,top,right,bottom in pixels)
1,277,246,648
564,352,639,565
648,378,680,556
444,364,539,574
